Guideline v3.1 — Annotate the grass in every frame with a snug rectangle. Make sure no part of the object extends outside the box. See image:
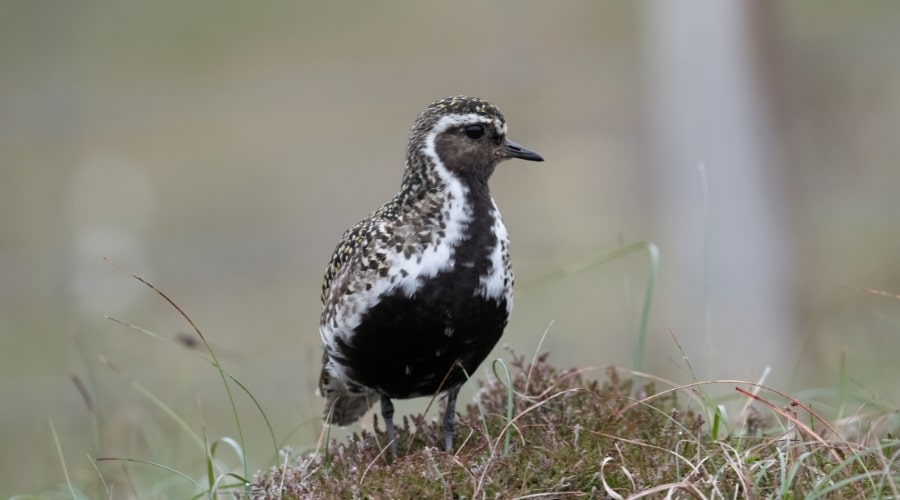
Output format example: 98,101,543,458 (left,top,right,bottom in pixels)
250,352,900,498
14,254,900,498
